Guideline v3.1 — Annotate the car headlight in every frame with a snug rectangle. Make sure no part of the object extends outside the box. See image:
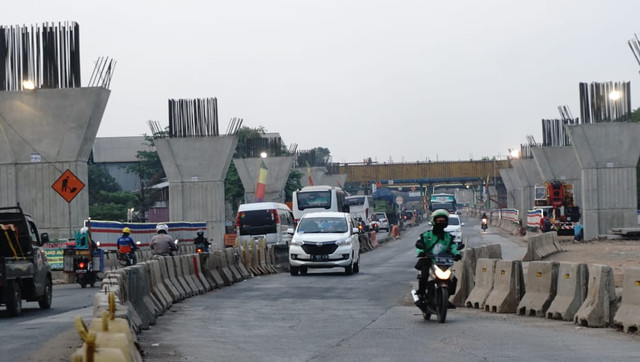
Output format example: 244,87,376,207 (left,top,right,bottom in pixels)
291,238,304,246
335,238,352,246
